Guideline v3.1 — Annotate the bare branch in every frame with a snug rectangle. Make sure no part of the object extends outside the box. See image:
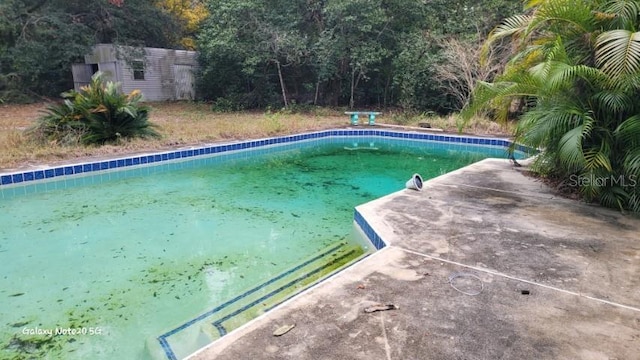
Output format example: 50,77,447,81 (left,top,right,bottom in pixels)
433,33,510,110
